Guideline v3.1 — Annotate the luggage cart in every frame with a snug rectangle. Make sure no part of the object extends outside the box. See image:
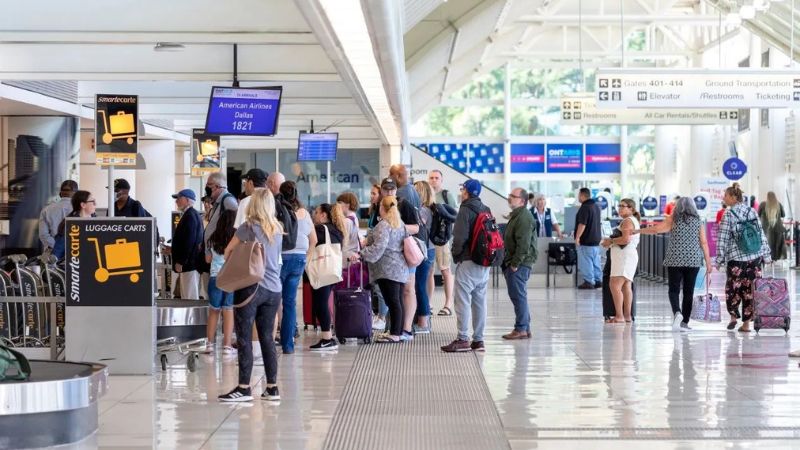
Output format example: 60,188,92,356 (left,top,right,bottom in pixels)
3,255,47,347
98,109,135,145
156,337,206,372
88,237,144,283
